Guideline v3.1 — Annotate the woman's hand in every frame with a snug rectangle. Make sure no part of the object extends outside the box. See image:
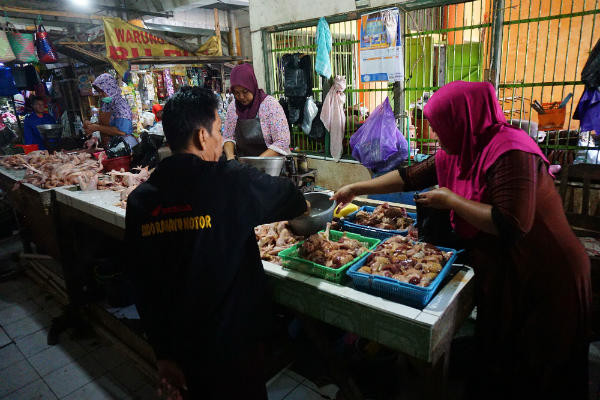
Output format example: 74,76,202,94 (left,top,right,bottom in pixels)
156,360,187,400
331,184,356,210
414,187,457,210
83,123,97,135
